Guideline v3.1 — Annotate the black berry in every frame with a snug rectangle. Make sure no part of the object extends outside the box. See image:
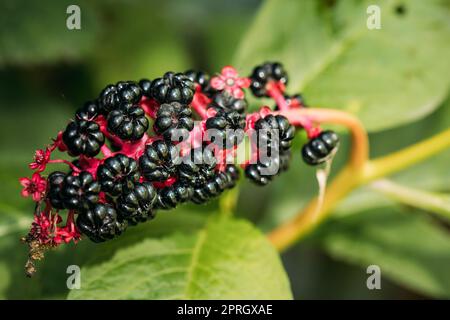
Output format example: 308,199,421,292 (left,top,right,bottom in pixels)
245,153,289,186
178,147,217,188
138,79,152,98
61,171,101,210
117,182,157,225
209,92,248,114
184,70,216,96
153,102,194,142
302,130,340,165
191,171,229,204
97,154,140,197
191,165,240,204
150,72,195,104
205,109,246,148
63,119,105,157
255,114,295,151
76,203,127,243
139,140,180,182
155,182,193,210
75,101,100,121
224,164,240,189
250,62,288,97
107,103,149,141
98,81,142,114
245,161,273,186
47,171,66,209
279,150,292,172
